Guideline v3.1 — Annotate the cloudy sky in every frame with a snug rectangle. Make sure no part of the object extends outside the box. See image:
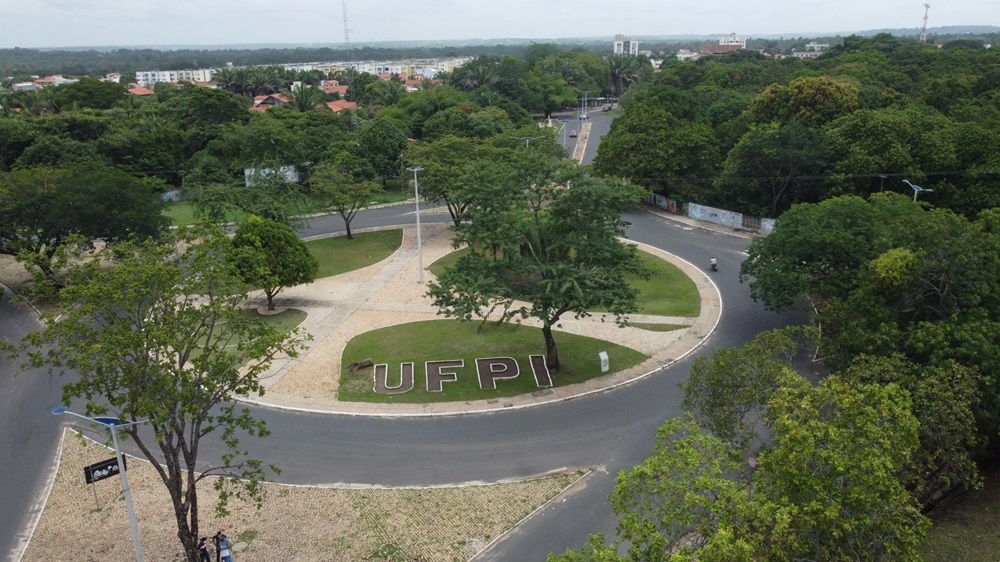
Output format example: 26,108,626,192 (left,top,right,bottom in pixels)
0,0,996,48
